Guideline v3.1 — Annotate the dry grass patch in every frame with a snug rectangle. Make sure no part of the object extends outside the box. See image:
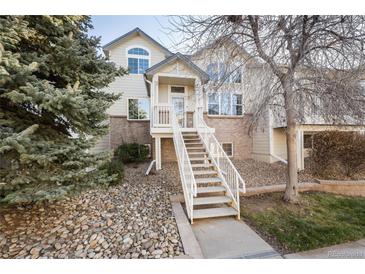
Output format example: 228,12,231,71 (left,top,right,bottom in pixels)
241,192,365,254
